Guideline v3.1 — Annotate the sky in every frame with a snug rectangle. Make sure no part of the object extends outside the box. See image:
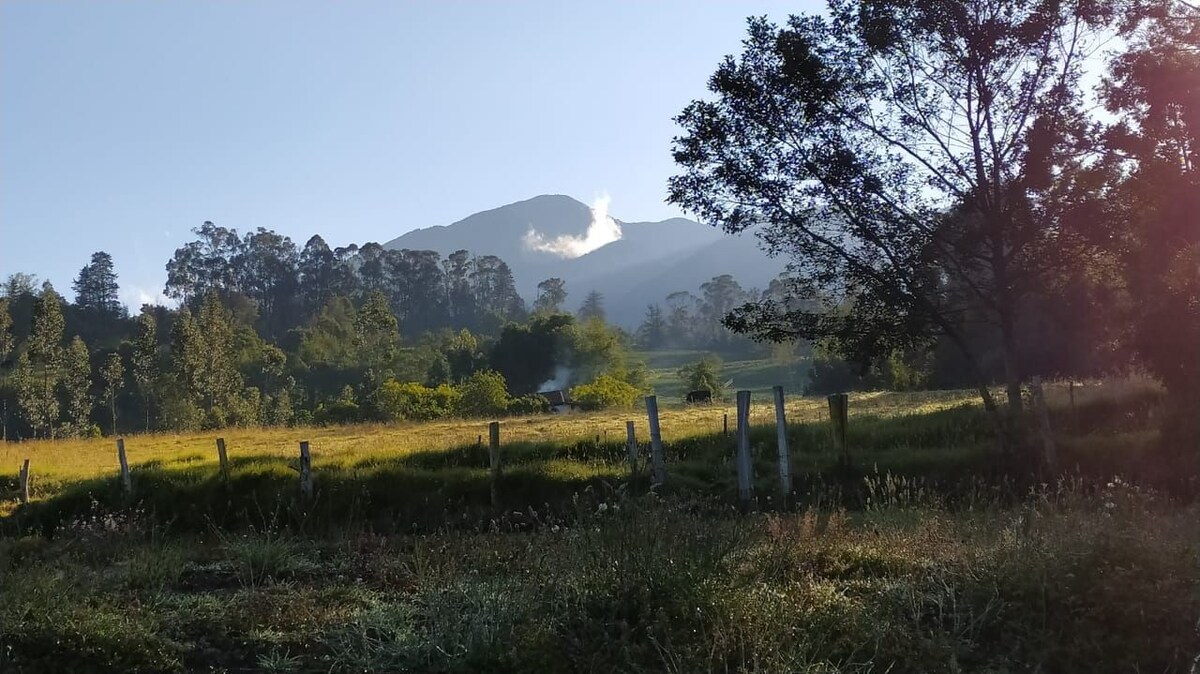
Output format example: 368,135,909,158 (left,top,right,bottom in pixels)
0,1,814,307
